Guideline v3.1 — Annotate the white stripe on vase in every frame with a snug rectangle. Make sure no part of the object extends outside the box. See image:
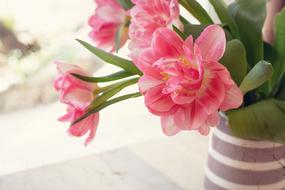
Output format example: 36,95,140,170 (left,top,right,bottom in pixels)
209,145,285,171
205,167,285,190
213,128,284,149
